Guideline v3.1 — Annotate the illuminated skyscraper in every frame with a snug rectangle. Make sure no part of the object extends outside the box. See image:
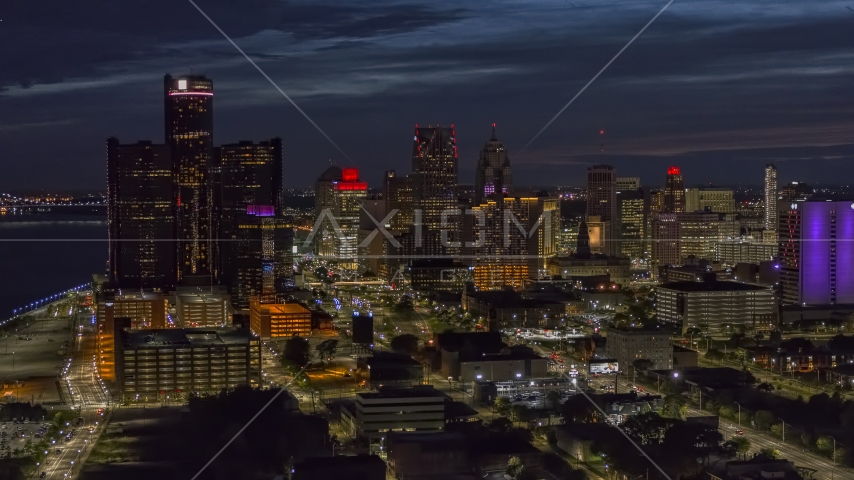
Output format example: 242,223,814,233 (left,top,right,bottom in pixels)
165,74,214,280
778,199,854,305
106,139,175,290
474,124,513,205
332,168,368,269
617,188,649,266
764,164,778,231
412,125,458,256
685,188,735,213
314,166,343,258
662,166,685,214
218,139,287,310
586,165,618,256
384,170,413,234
